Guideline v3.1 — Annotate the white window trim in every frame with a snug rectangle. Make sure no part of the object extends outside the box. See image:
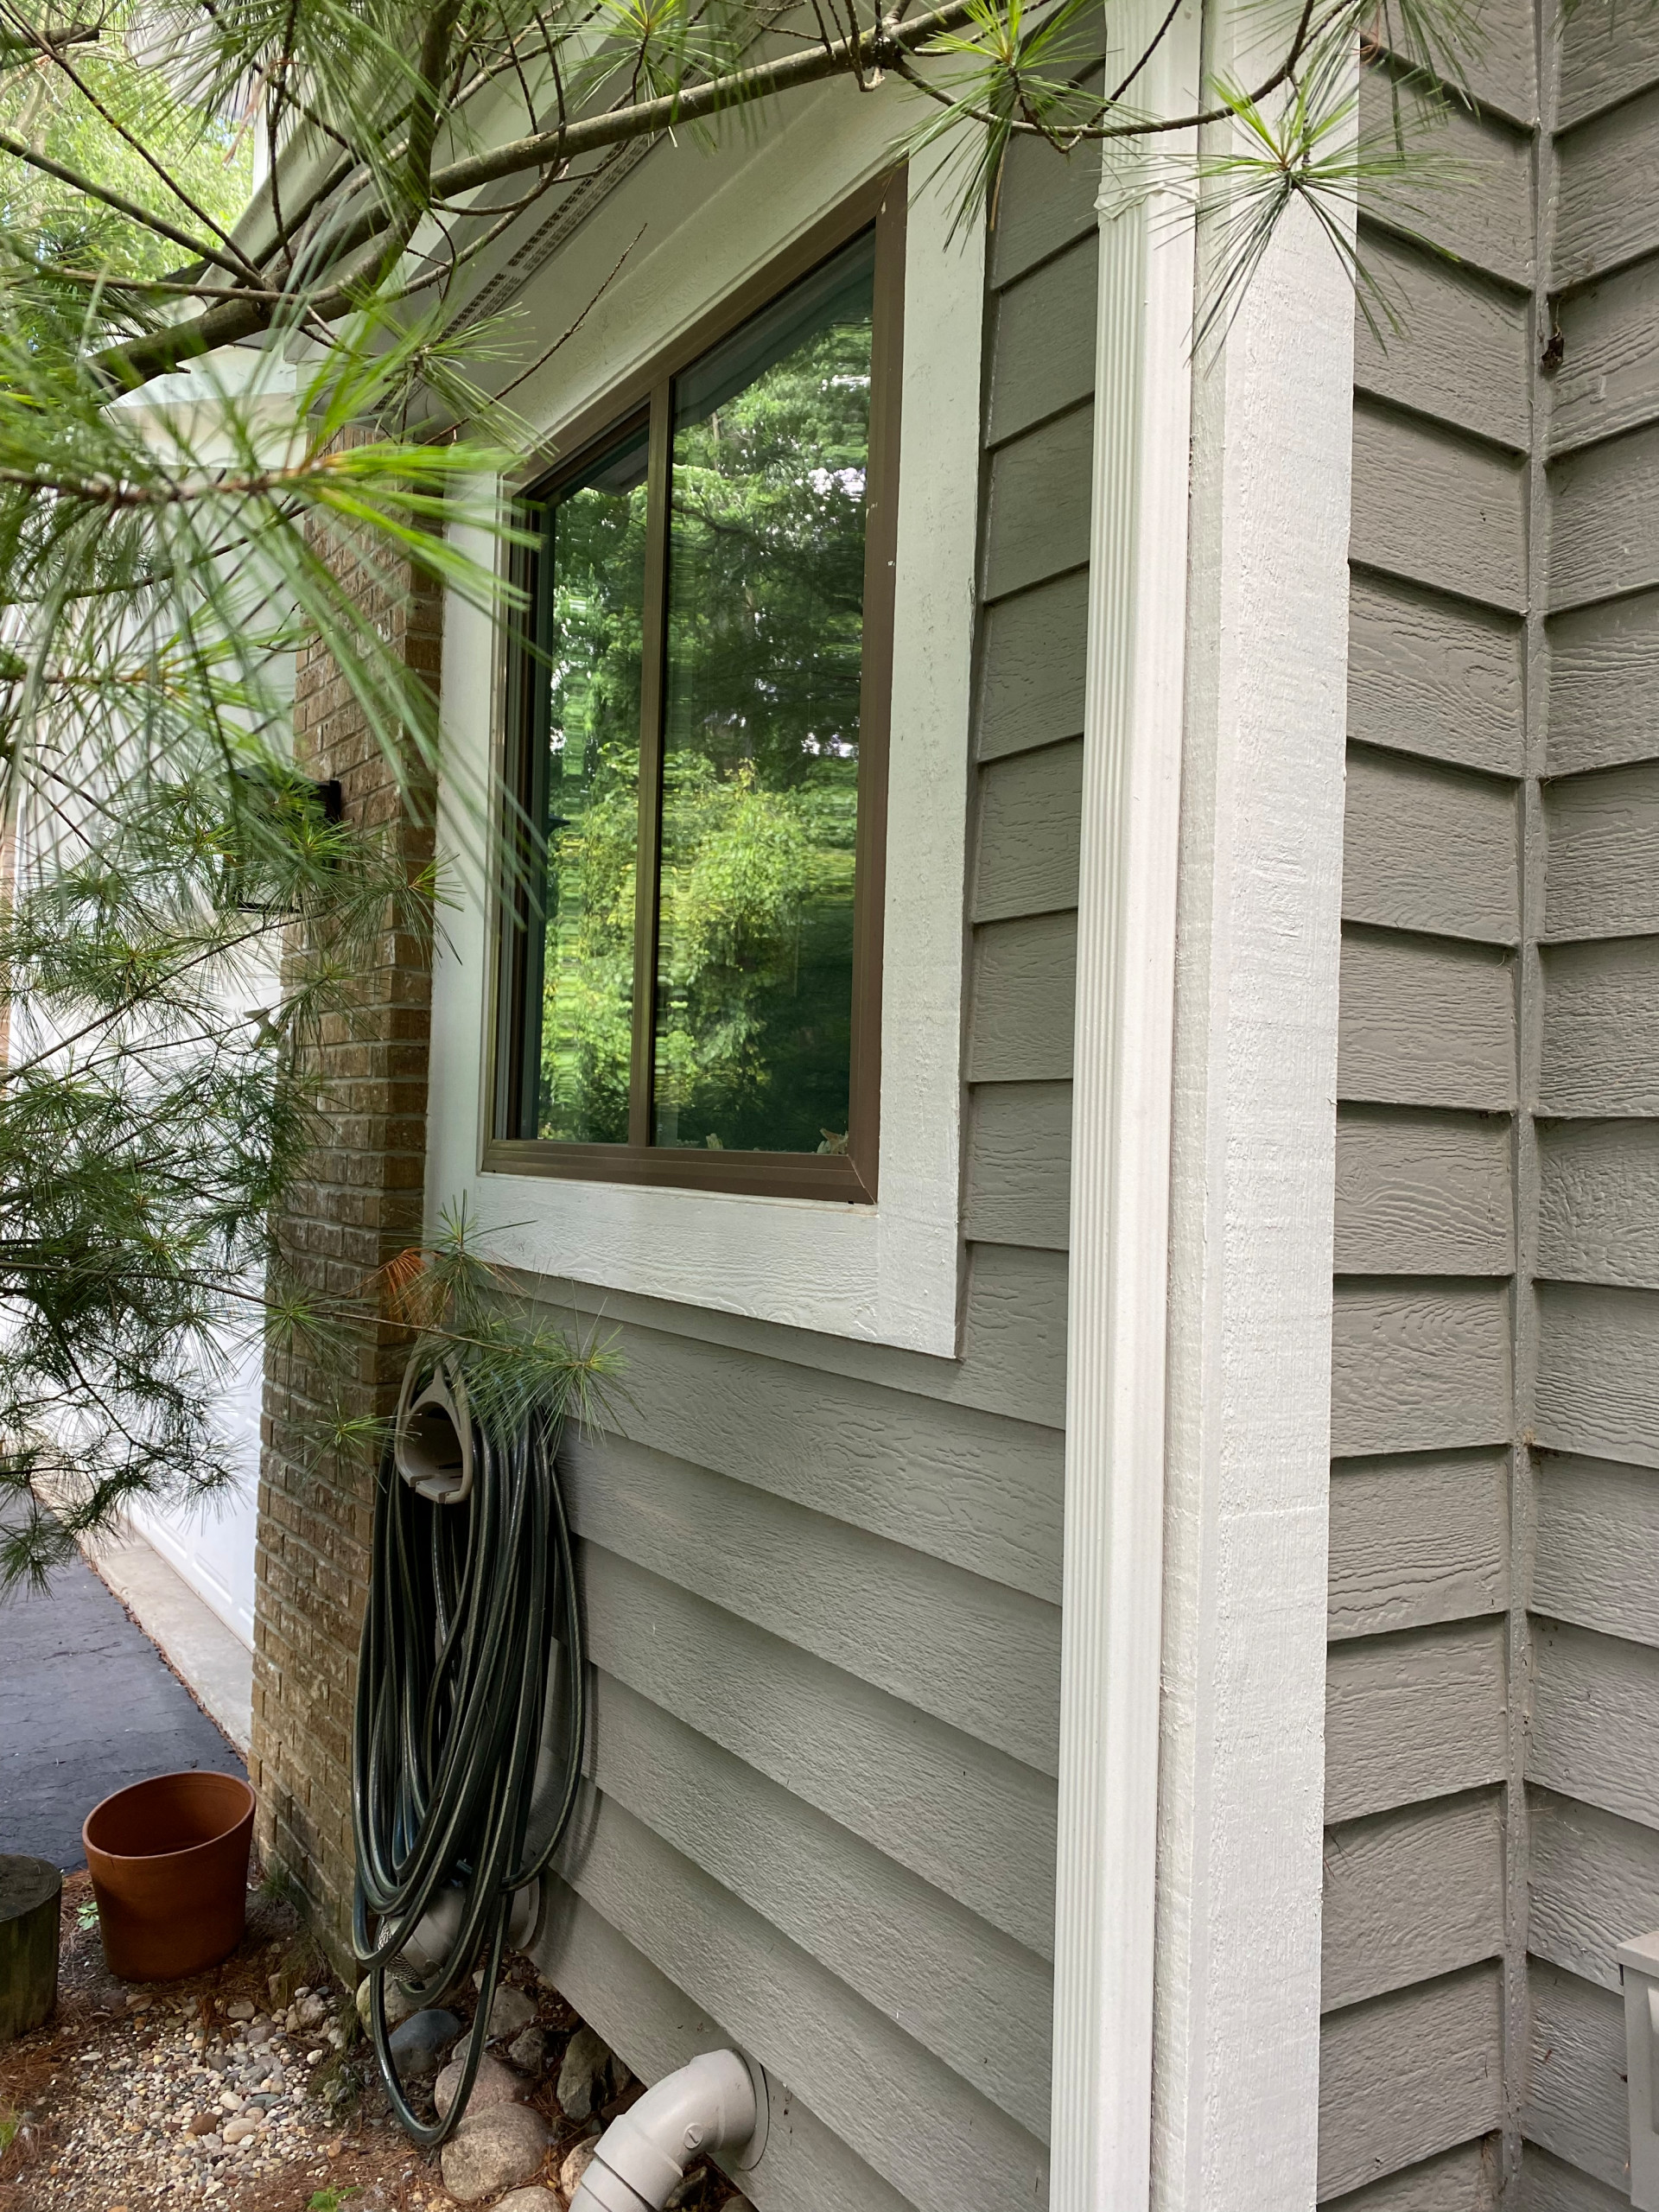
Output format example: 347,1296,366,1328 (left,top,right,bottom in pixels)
428,114,982,1358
